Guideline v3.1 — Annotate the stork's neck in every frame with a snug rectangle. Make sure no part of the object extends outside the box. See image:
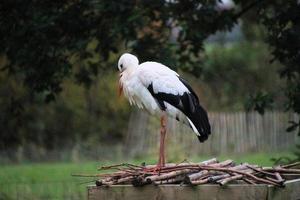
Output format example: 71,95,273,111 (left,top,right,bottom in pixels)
122,64,138,76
